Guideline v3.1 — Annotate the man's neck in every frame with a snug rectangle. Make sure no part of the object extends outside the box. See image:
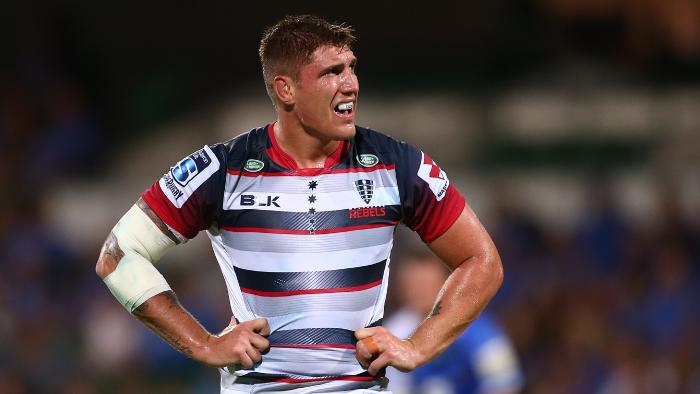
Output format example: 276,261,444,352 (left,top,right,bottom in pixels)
273,119,341,169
